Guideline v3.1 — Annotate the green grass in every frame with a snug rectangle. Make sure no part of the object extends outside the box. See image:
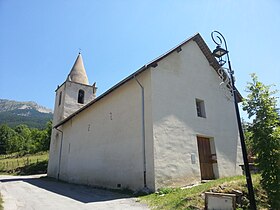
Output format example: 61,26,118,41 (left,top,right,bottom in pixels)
140,174,268,210
0,194,3,210
0,152,49,175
